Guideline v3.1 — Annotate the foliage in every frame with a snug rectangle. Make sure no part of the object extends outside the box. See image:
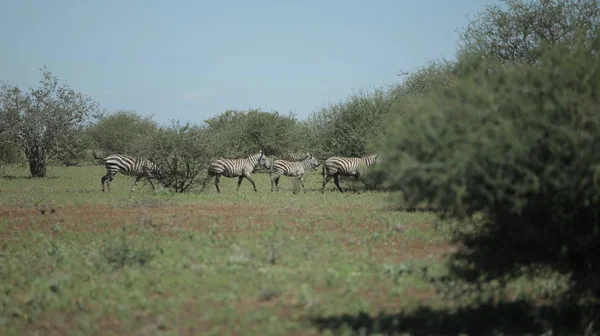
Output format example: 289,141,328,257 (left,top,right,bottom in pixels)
306,89,397,159
0,67,99,177
392,60,457,98
460,0,600,65
371,31,600,296
204,108,306,157
86,109,158,156
0,134,23,164
146,121,224,193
